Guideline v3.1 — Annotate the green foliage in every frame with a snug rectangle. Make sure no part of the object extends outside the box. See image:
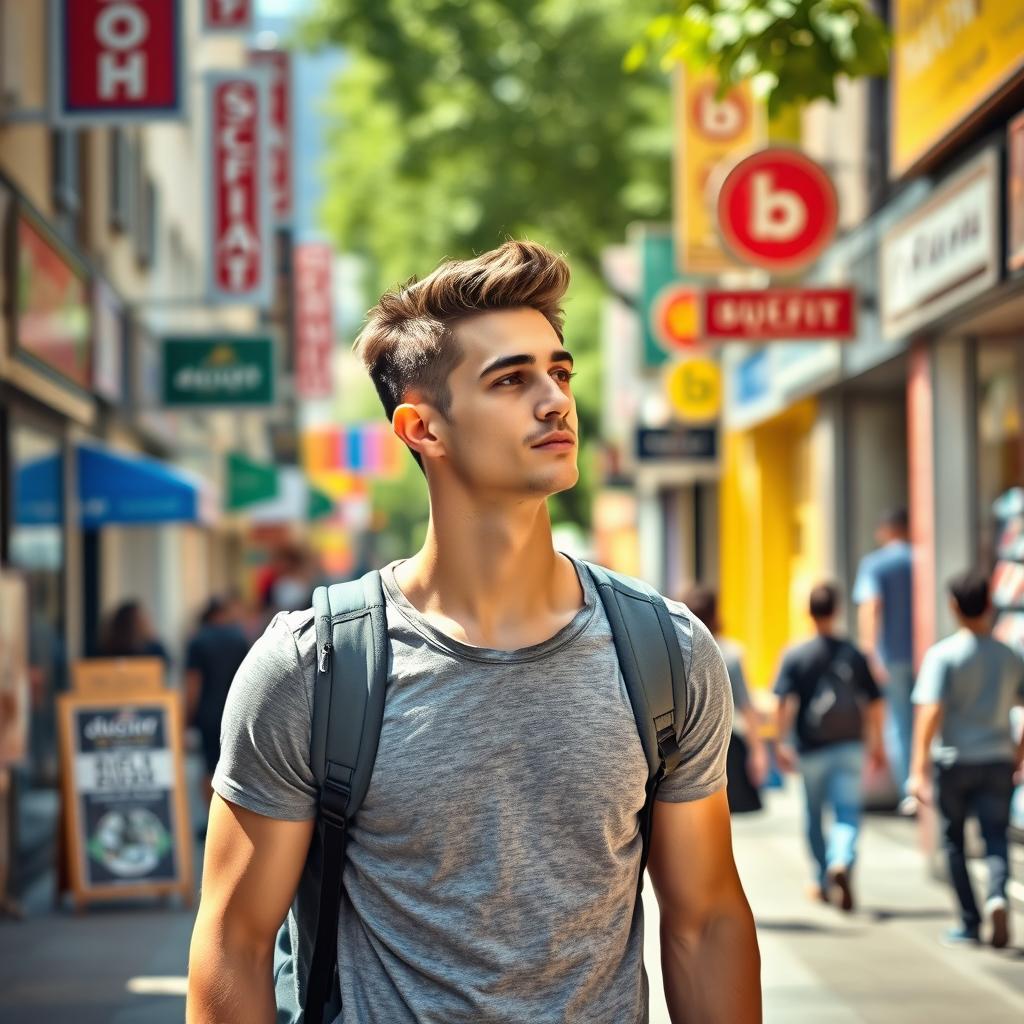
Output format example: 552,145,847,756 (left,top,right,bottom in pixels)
303,0,670,538
627,0,890,118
